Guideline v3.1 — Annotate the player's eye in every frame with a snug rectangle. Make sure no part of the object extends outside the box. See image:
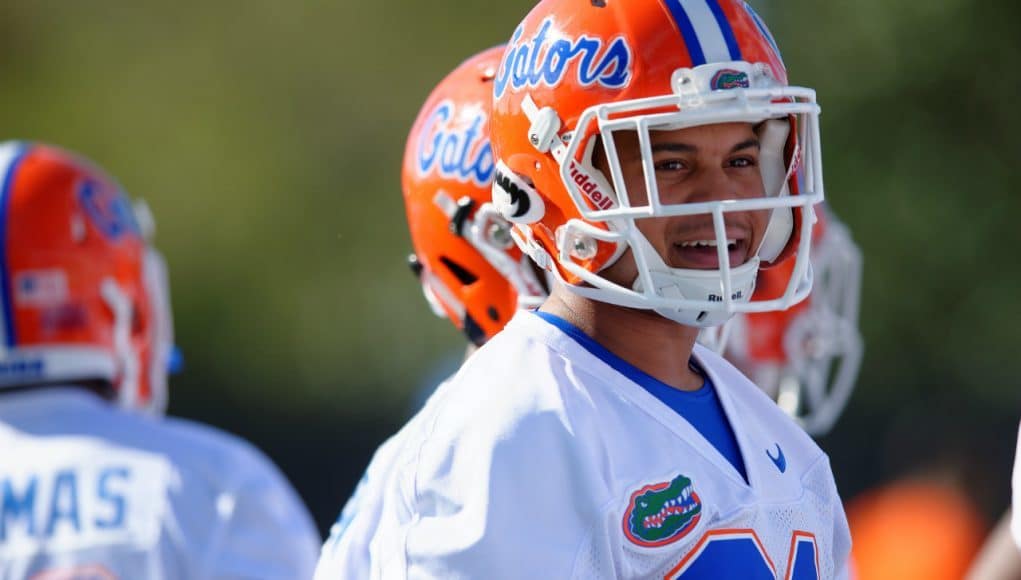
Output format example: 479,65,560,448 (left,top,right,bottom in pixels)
654,159,688,172
728,156,757,169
